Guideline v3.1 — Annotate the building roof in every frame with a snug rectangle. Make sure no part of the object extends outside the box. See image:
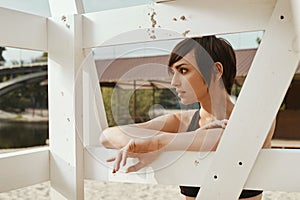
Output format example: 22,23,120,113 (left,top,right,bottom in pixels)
96,55,171,89
235,48,257,76
96,55,169,82
96,48,300,88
